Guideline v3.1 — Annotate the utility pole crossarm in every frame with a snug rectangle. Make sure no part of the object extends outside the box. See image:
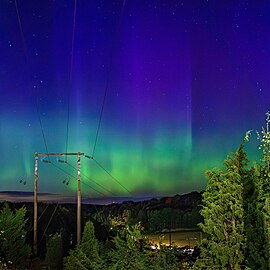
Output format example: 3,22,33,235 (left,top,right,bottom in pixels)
37,153,84,157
